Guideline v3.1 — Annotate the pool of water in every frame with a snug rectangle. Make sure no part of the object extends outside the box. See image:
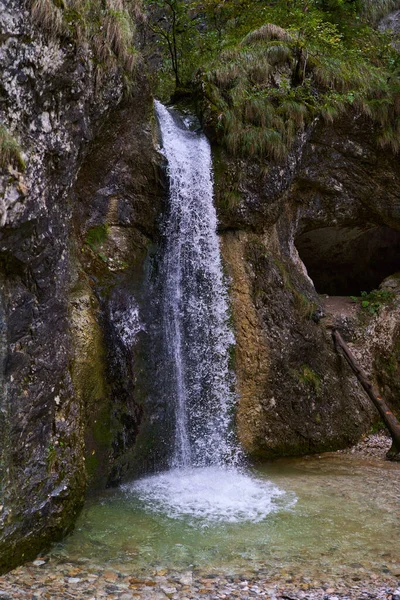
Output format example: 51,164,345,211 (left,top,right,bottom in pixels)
51,454,400,580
